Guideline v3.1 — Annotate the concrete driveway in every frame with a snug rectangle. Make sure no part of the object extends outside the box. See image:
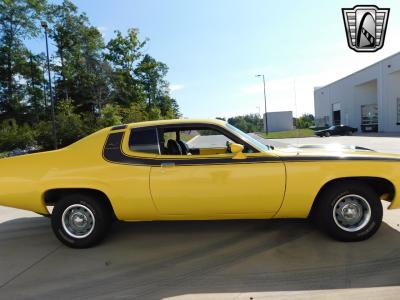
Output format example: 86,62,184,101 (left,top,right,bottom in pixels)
1,134,400,299
1,204,400,299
